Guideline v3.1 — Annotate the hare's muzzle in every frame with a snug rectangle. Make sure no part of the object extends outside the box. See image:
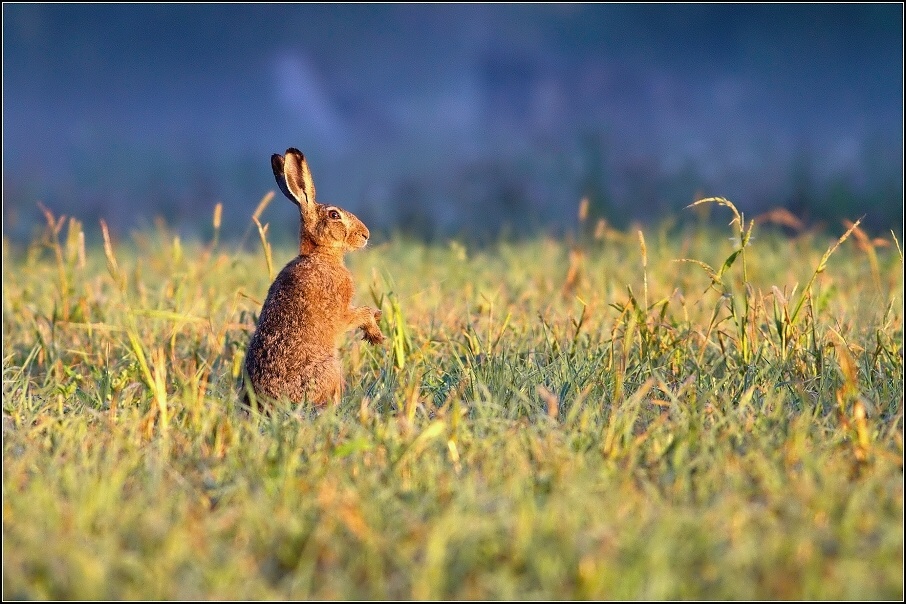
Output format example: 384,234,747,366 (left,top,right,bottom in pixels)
351,227,369,249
